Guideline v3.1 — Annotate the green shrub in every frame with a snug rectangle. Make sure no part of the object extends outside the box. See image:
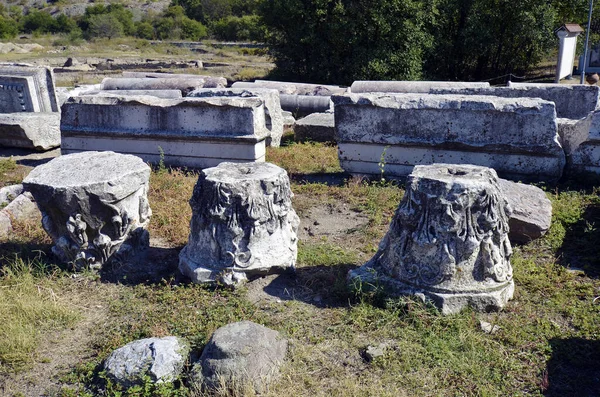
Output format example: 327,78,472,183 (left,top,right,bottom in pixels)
211,14,264,41
0,15,18,39
135,21,155,39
